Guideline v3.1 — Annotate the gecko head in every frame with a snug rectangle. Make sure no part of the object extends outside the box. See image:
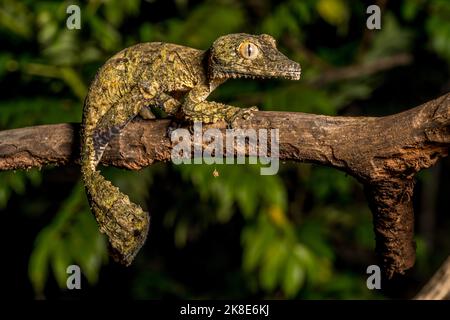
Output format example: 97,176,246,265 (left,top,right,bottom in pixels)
208,33,301,81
